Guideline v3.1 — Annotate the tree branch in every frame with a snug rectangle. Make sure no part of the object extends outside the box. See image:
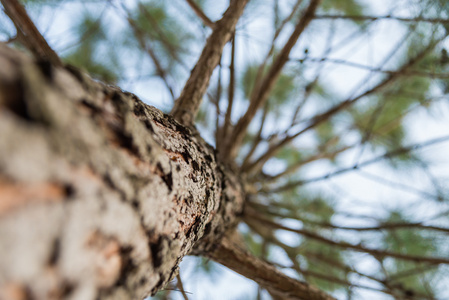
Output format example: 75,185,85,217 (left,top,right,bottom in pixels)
251,203,449,234
219,34,236,152
176,273,190,300
244,38,441,173
185,0,214,28
125,16,176,100
250,0,304,108
1,0,61,66
171,0,249,126
206,236,336,300
294,56,449,78
240,104,270,169
315,14,449,24
269,134,449,193
225,0,321,159
246,212,449,265
255,142,352,181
